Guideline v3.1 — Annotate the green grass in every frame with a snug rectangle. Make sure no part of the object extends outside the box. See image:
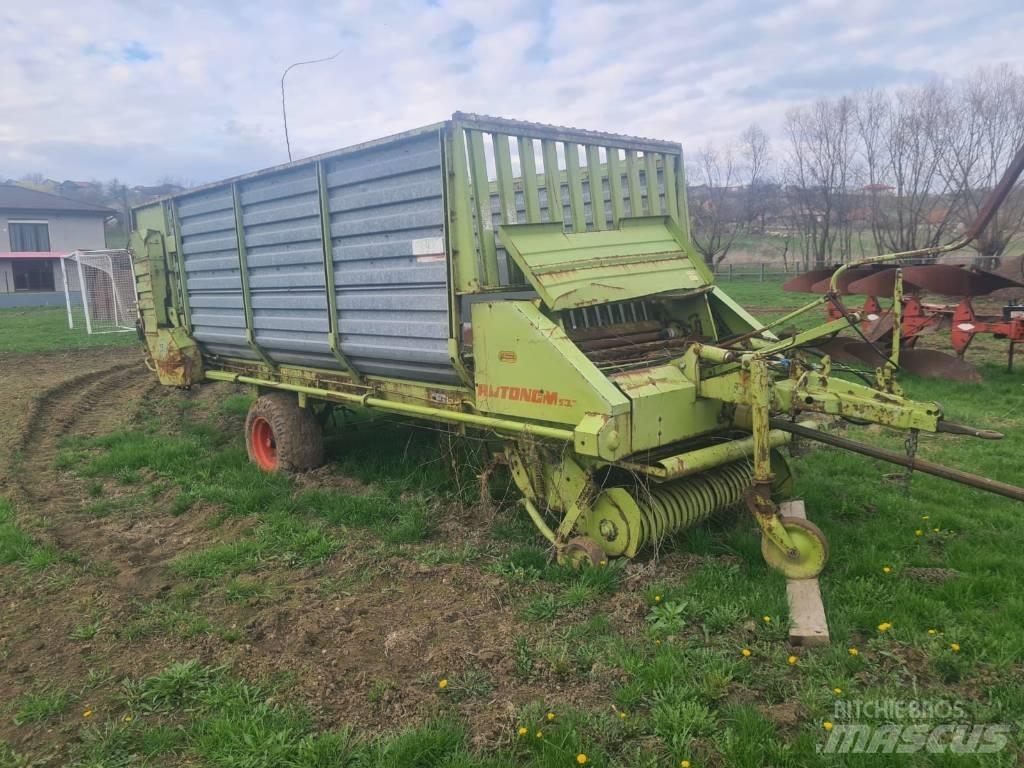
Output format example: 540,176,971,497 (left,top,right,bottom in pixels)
13,325,1024,765
0,306,137,354
12,685,73,725
0,498,58,570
